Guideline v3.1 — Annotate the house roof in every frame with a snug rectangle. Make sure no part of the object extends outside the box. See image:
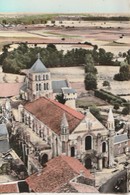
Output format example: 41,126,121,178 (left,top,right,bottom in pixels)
0,124,8,136
0,82,23,98
20,83,27,92
24,97,84,135
56,183,78,193
0,183,19,193
29,58,49,73
70,182,99,193
26,155,93,192
62,87,76,94
114,133,128,144
0,140,10,153
52,80,69,93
